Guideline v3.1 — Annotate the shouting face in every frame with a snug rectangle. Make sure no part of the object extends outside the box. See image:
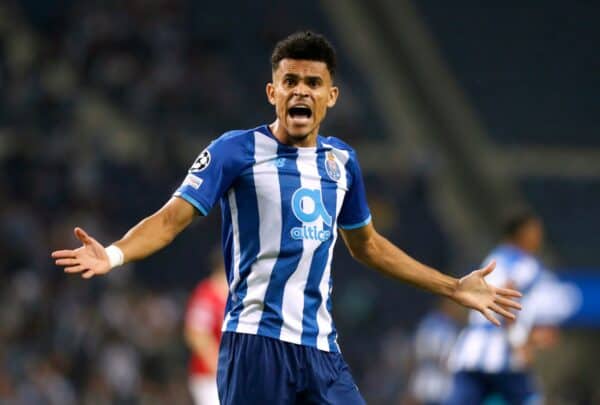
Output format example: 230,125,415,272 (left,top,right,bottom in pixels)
266,59,339,147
